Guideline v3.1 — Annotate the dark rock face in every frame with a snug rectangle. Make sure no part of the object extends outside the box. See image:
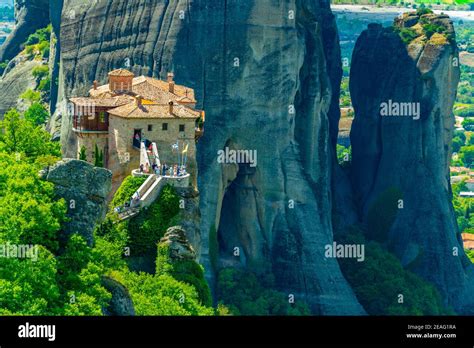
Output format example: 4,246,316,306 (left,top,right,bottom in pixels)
102,276,135,316
0,0,50,62
55,0,364,314
349,14,474,313
160,226,196,261
42,159,112,245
